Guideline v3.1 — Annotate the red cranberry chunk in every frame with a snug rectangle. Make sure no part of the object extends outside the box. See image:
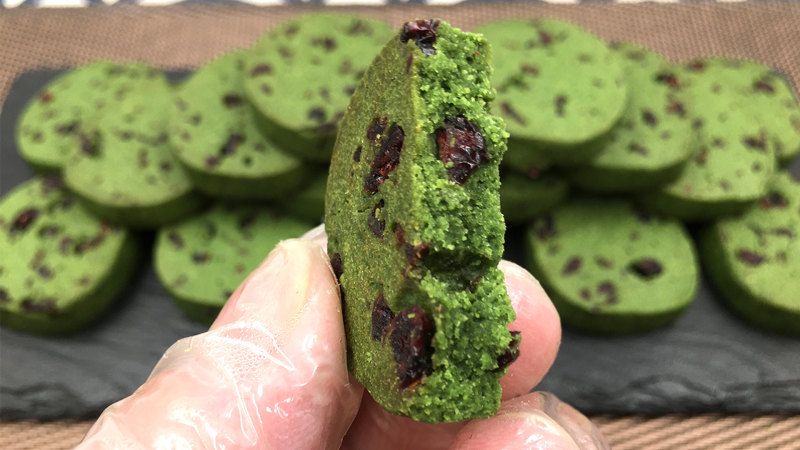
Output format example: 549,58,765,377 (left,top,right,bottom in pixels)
629,258,663,279
371,292,395,341
330,253,343,282
494,331,521,372
435,116,490,185
11,208,39,233
364,124,404,194
400,19,440,56
389,305,435,389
